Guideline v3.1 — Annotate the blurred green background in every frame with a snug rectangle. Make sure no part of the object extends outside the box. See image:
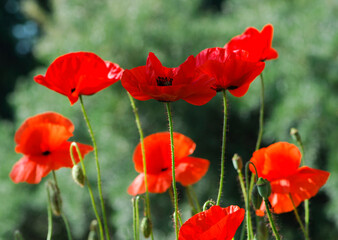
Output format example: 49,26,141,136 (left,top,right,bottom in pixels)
1,0,337,239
